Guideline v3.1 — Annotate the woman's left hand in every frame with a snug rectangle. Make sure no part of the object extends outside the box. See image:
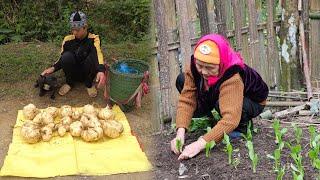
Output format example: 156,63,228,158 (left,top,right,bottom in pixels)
178,137,207,160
